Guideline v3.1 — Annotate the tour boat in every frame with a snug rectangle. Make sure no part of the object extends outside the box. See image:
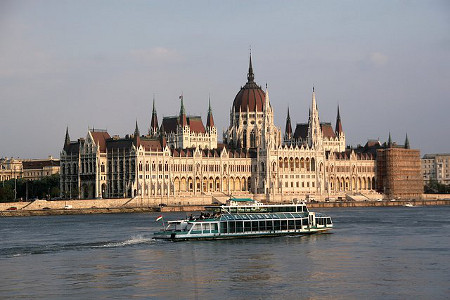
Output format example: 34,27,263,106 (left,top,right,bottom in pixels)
153,198,333,241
